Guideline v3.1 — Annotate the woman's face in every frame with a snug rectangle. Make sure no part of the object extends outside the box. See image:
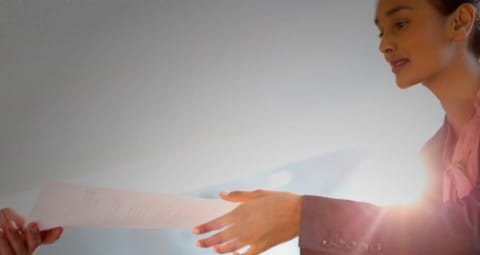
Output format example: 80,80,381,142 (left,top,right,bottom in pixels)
375,0,456,88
